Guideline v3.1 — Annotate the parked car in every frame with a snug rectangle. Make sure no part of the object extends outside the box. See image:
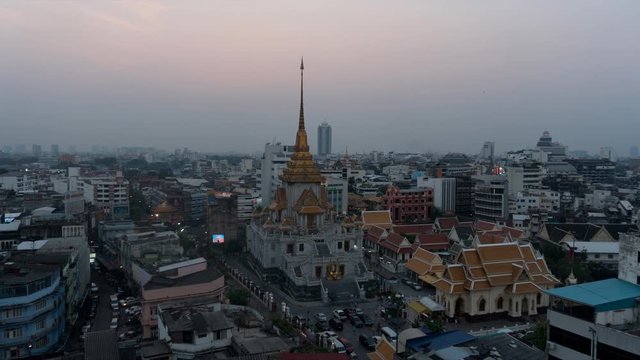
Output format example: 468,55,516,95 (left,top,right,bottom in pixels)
125,305,141,316
90,283,99,293
359,334,376,351
360,314,374,327
350,316,363,328
354,308,364,317
343,308,357,320
333,309,347,321
339,337,354,353
329,318,343,331
410,282,423,291
109,317,118,330
314,313,328,322
315,321,330,331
